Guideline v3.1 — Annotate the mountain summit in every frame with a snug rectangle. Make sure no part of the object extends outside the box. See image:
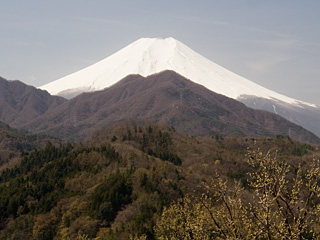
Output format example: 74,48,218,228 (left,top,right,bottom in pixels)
39,37,320,137
39,37,315,107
